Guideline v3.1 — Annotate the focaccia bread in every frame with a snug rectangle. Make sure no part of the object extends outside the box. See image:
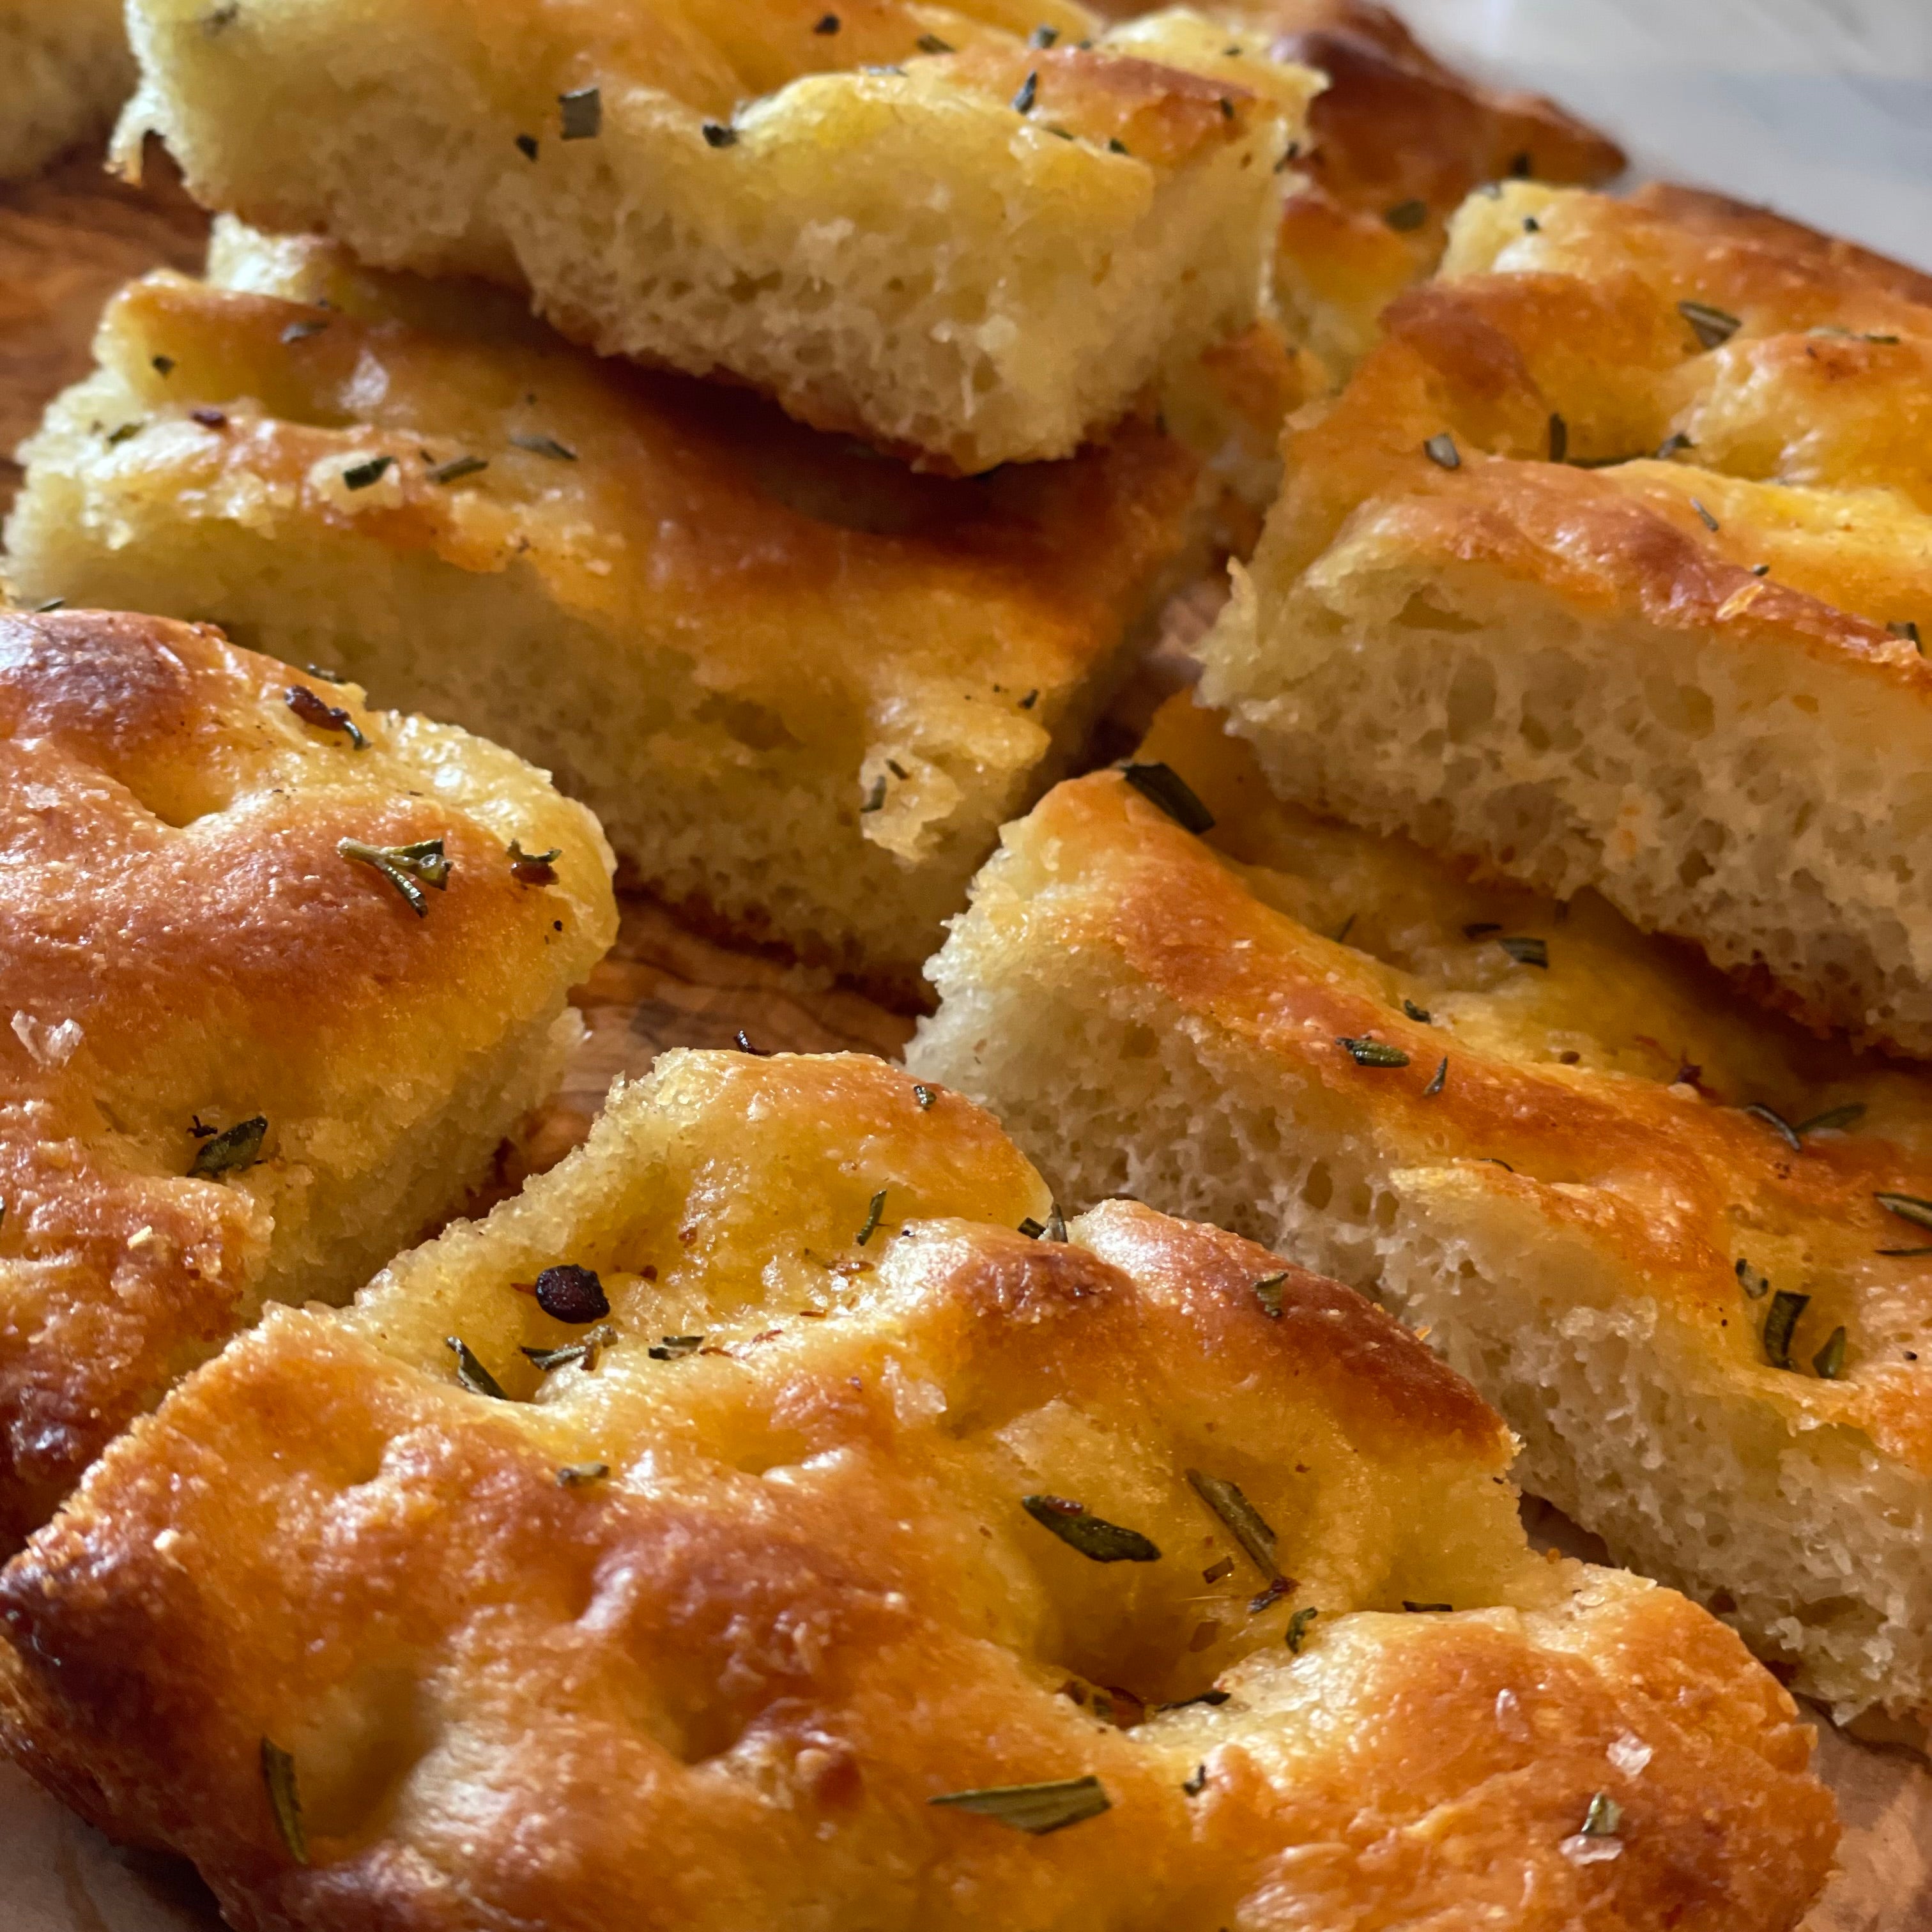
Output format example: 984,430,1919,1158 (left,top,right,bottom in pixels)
113,0,1316,473
0,1050,1834,1930
1198,180,1932,1055
0,607,615,1549
910,694,1932,1729
0,0,132,181
6,224,1204,999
